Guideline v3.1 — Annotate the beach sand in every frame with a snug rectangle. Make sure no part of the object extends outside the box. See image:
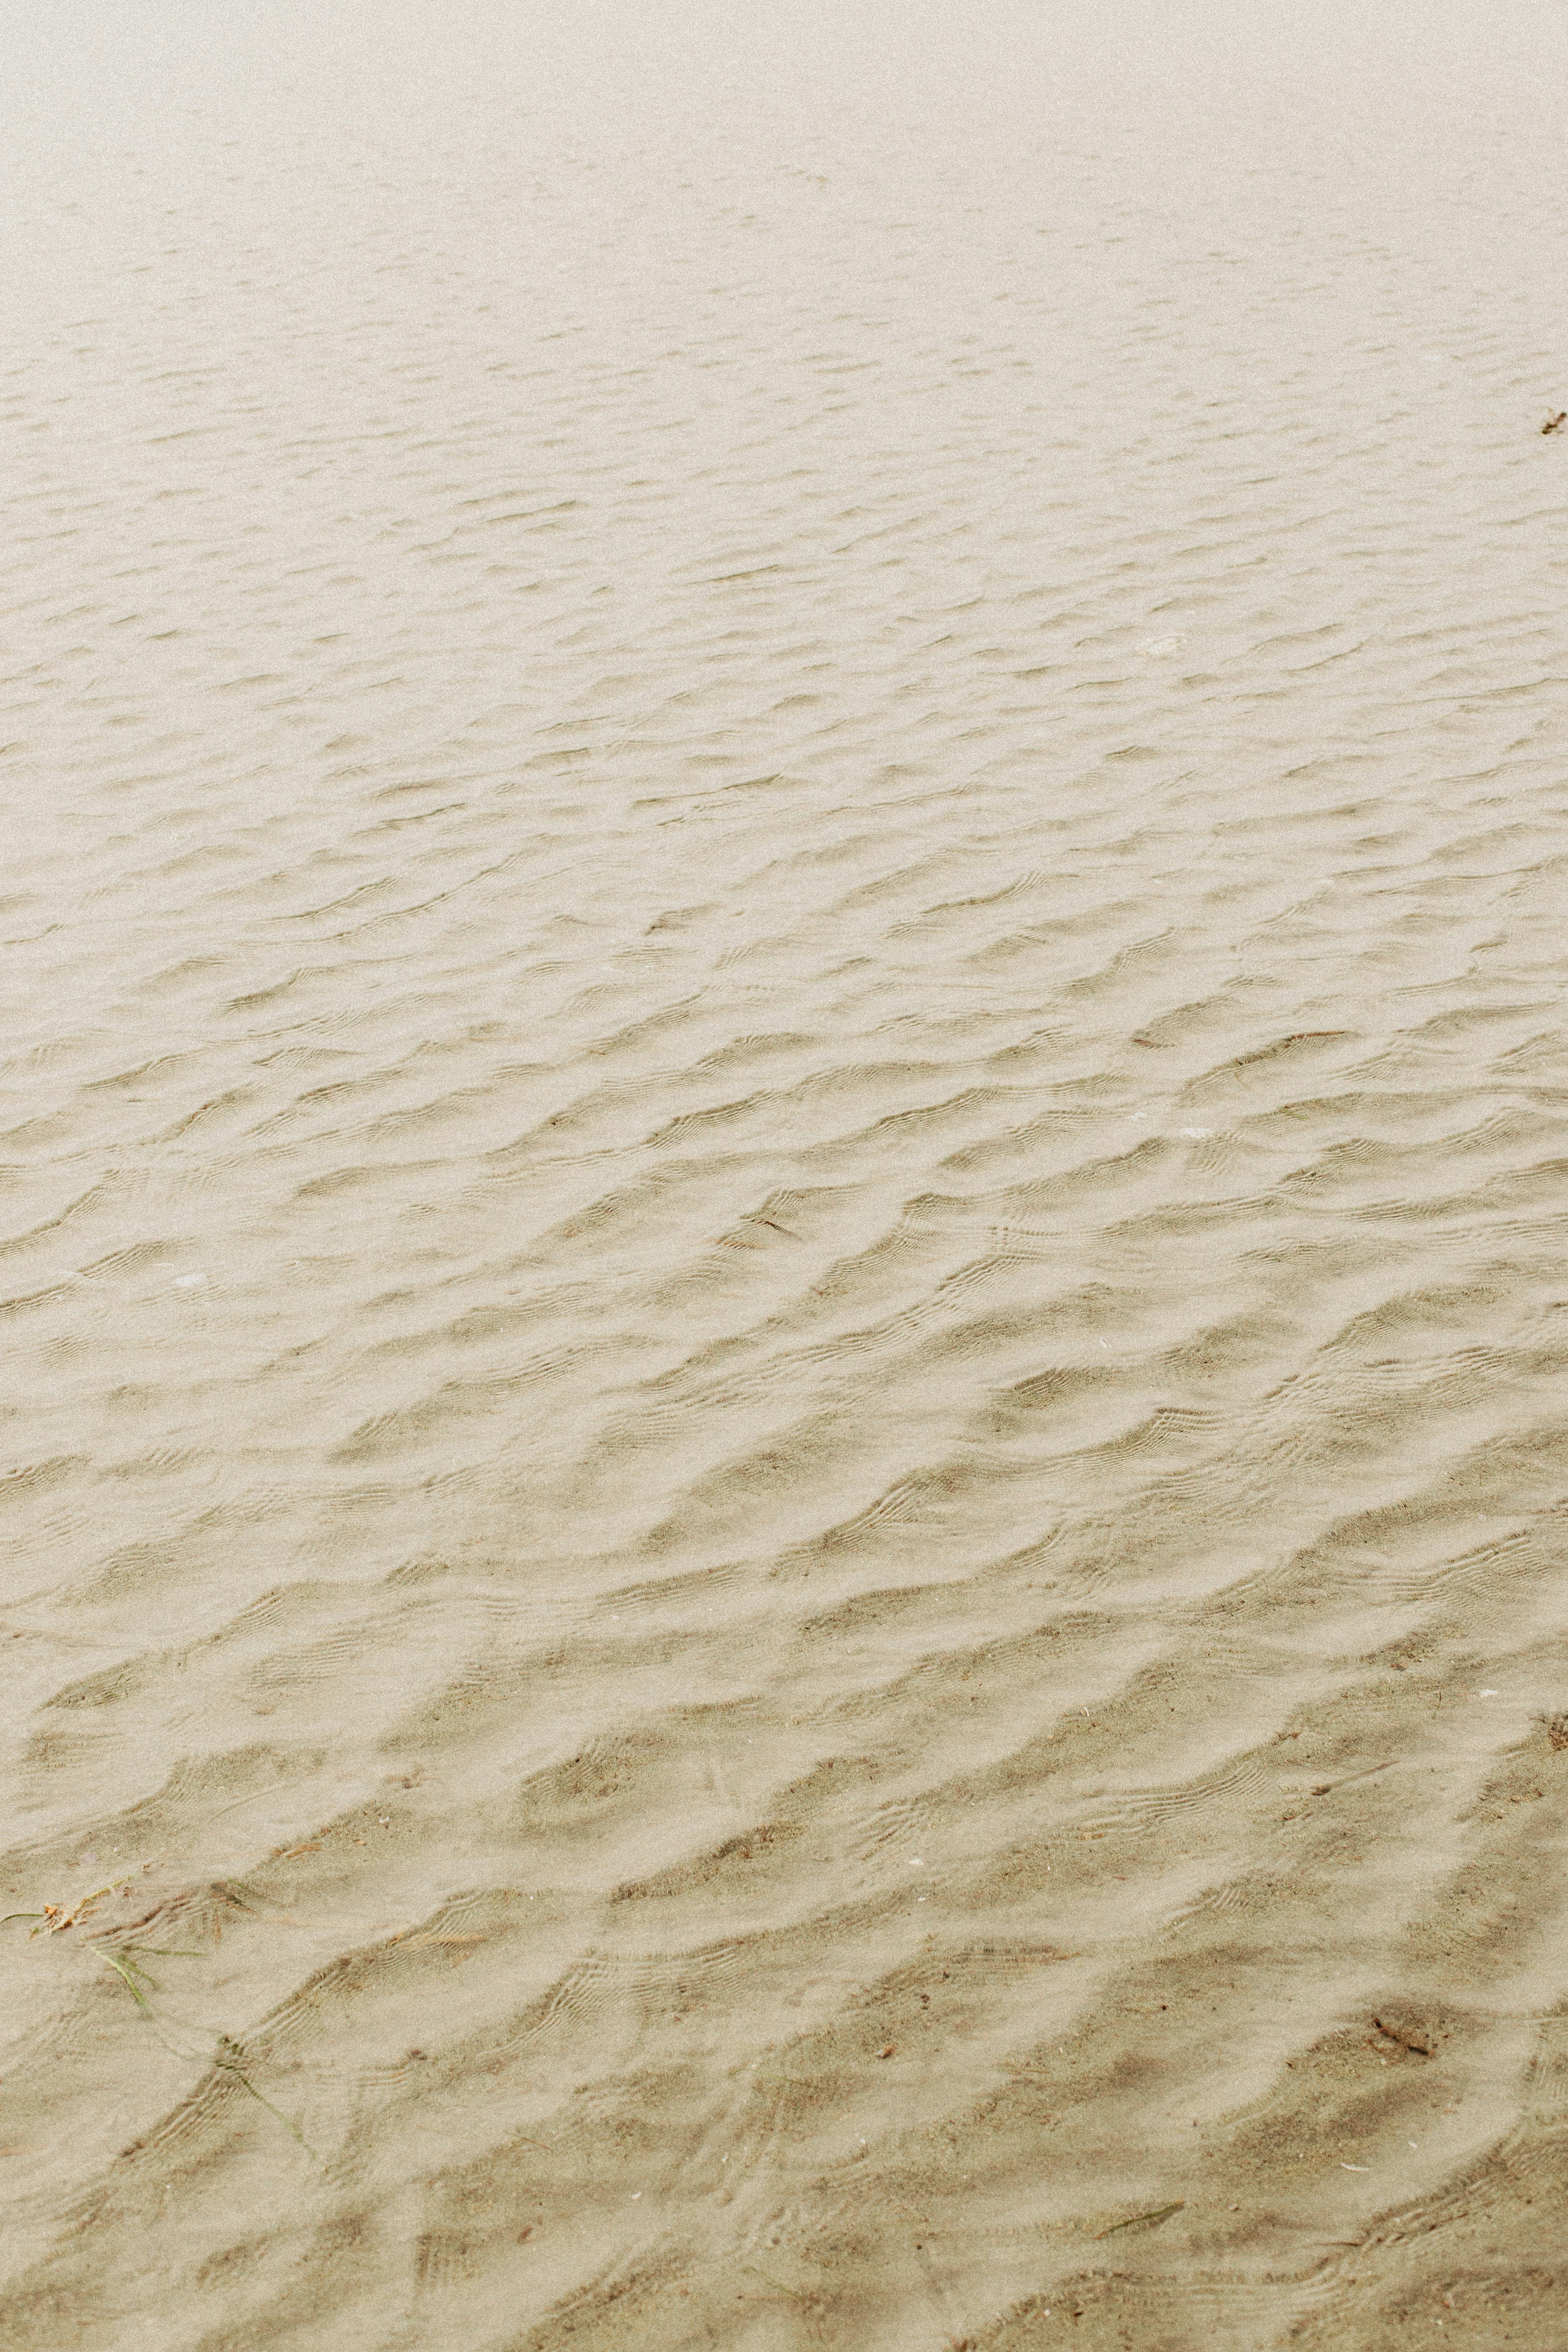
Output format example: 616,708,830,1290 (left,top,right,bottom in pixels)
2,3,1567,2343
